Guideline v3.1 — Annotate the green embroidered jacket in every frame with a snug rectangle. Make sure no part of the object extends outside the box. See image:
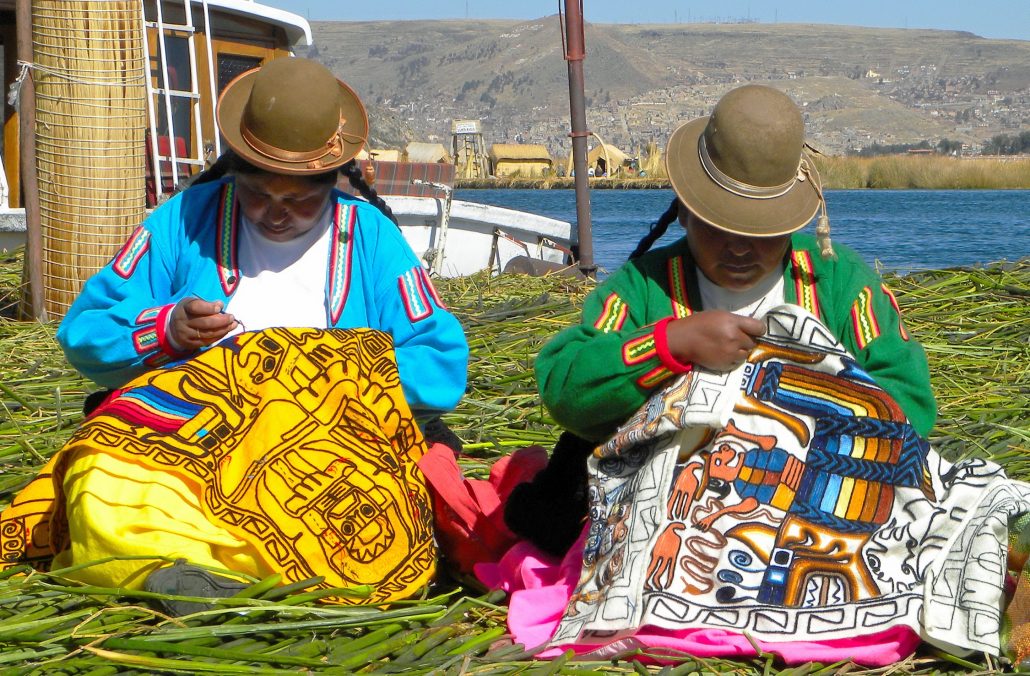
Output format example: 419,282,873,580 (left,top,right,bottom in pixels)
535,233,937,442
